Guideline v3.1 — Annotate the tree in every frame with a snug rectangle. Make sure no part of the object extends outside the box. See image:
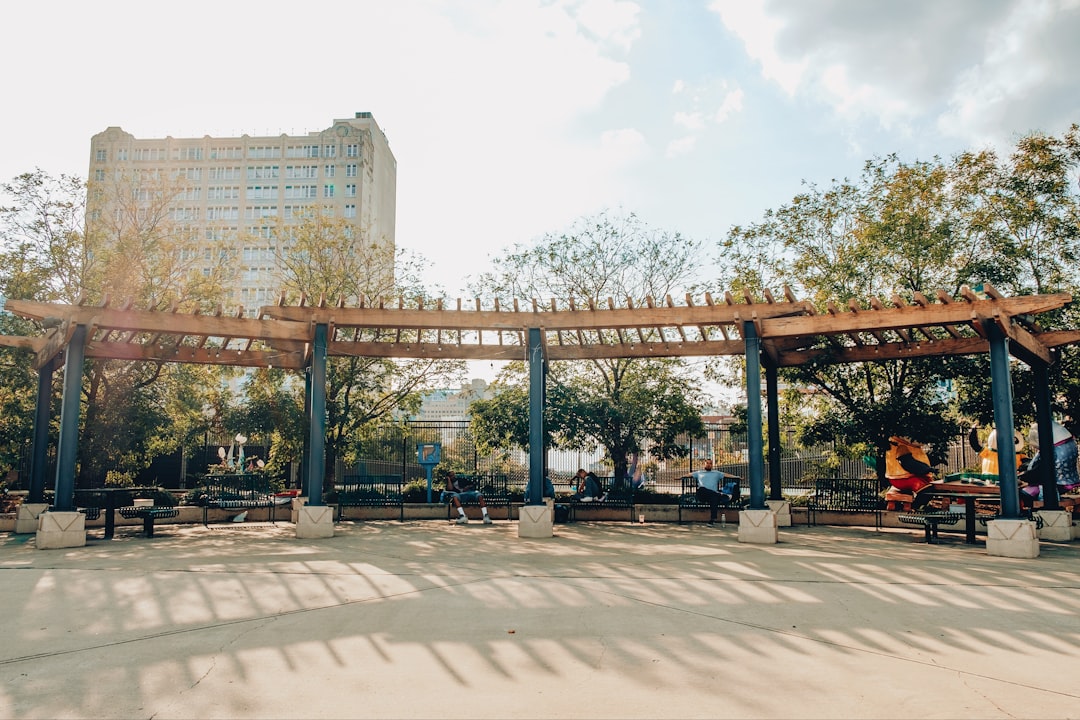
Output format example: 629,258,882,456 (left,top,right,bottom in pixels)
470,210,708,481
0,169,235,487
718,126,1080,476
267,208,463,480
